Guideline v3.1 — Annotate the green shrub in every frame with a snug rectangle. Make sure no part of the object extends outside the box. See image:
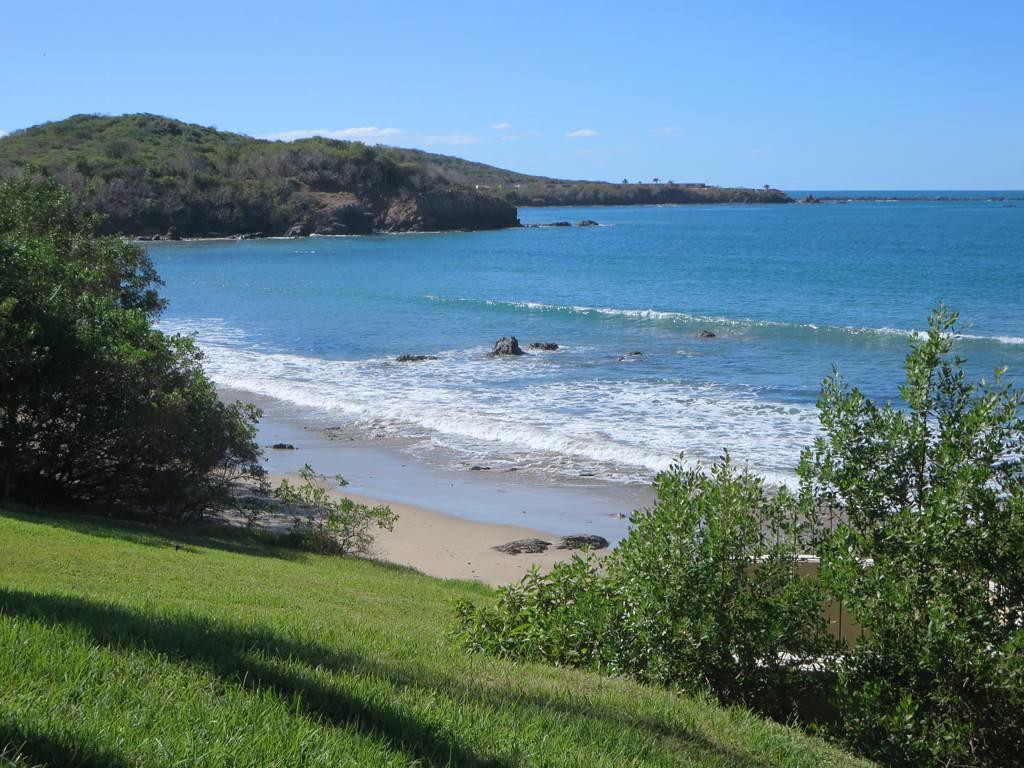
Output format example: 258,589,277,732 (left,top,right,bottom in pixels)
456,554,616,670
274,464,397,555
801,306,1024,767
457,457,833,715
0,174,263,516
609,459,833,711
